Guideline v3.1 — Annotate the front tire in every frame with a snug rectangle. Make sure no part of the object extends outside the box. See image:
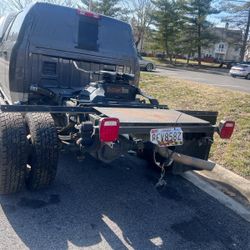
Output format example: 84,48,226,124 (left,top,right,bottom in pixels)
0,113,27,194
246,74,250,80
146,63,154,72
25,113,59,190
